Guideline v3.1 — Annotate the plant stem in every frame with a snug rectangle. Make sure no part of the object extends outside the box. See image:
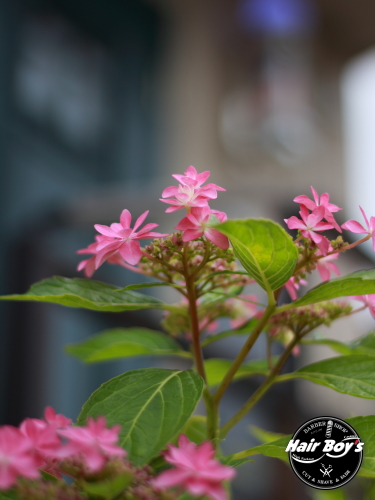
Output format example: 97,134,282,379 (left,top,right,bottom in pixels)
183,244,207,384
213,296,276,407
182,242,219,443
219,333,300,438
